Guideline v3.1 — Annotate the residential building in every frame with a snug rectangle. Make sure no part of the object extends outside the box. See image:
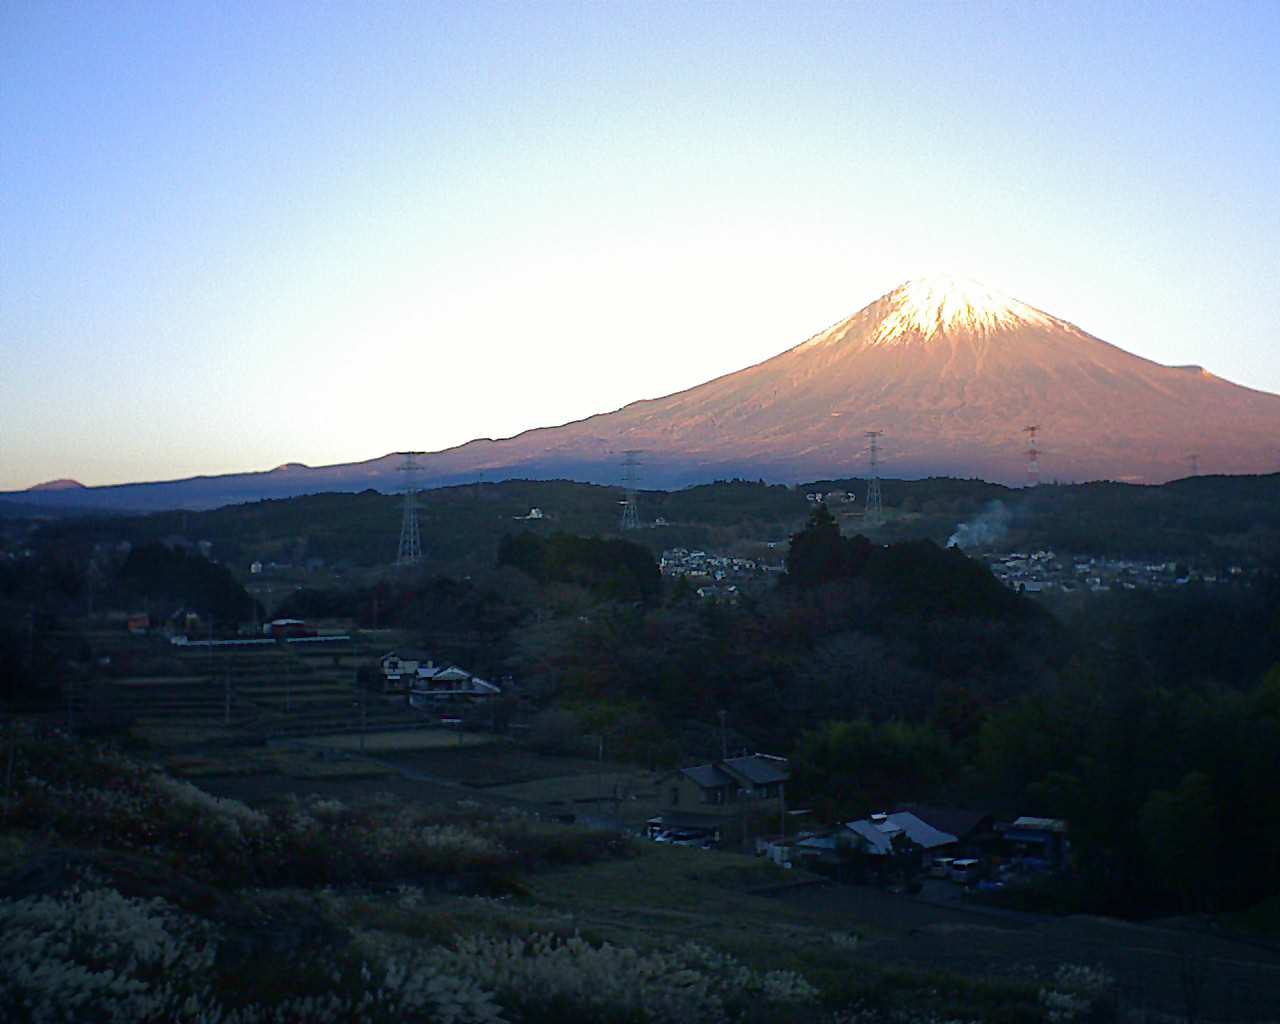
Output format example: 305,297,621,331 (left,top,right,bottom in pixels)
649,754,789,845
